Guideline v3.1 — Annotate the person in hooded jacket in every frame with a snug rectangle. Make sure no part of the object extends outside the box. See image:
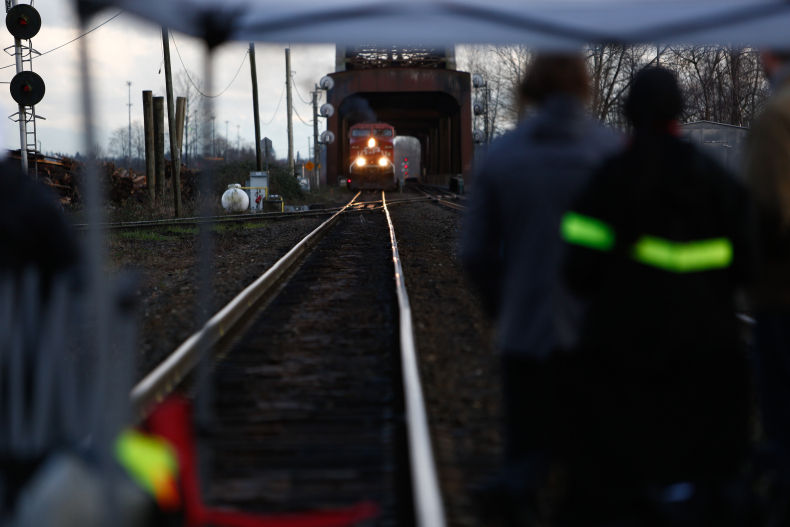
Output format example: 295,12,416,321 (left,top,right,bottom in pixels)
460,53,621,524
559,67,757,525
